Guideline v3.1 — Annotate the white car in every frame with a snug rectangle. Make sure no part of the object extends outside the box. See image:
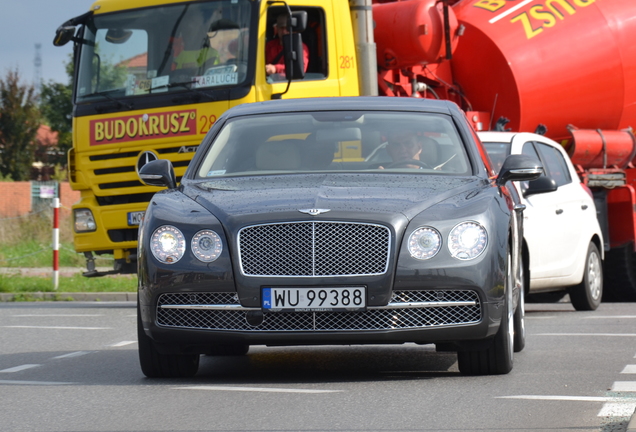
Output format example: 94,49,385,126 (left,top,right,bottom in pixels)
479,132,604,310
